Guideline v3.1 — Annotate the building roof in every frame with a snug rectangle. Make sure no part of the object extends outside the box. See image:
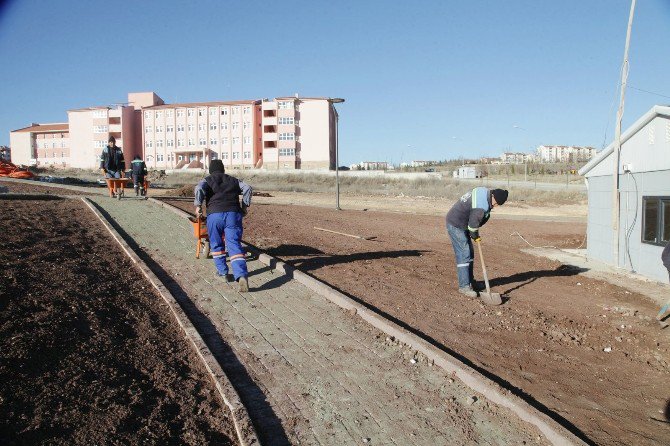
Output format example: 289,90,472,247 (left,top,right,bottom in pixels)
12,123,69,133
274,96,333,101
144,100,259,110
67,106,113,112
578,105,670,176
